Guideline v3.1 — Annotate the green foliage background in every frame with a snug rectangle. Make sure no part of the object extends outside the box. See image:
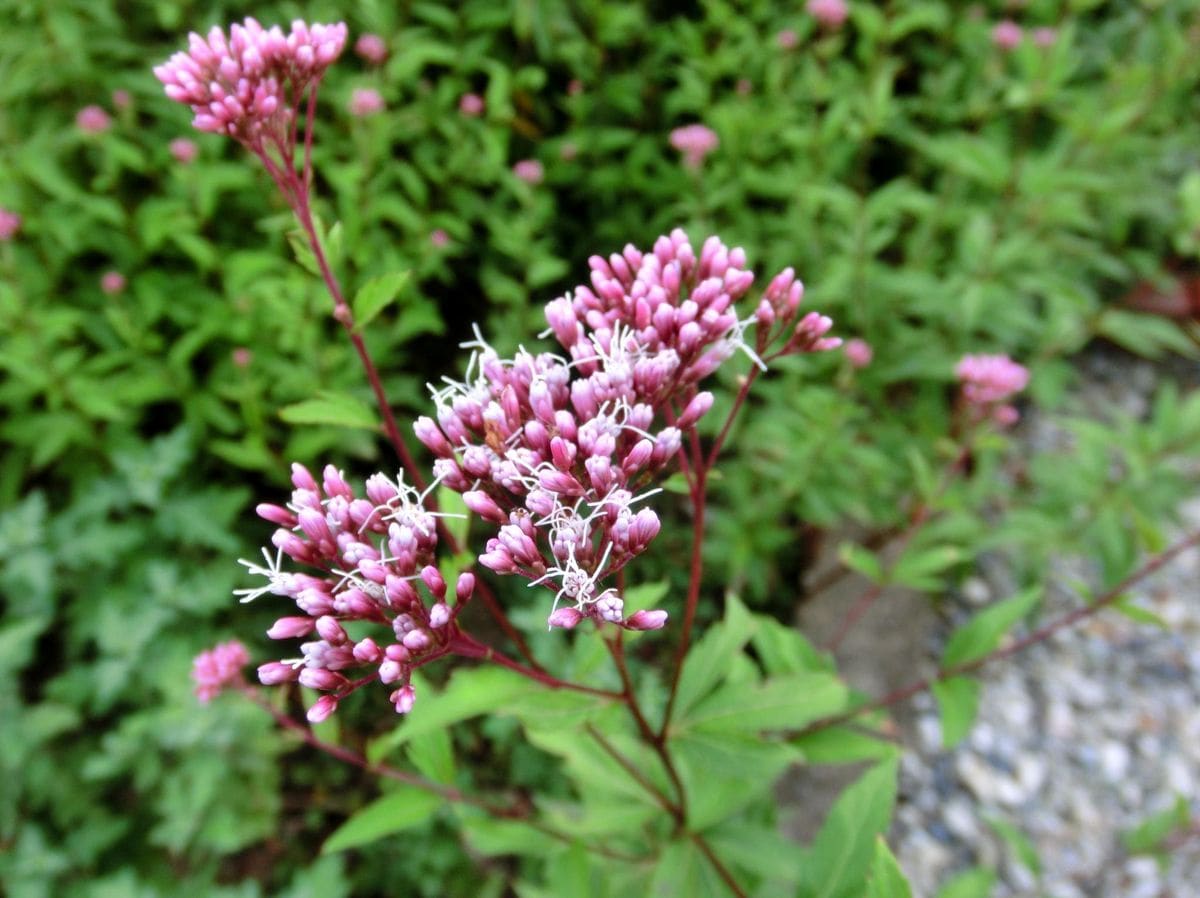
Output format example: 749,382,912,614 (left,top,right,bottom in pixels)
2,0,1200,895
